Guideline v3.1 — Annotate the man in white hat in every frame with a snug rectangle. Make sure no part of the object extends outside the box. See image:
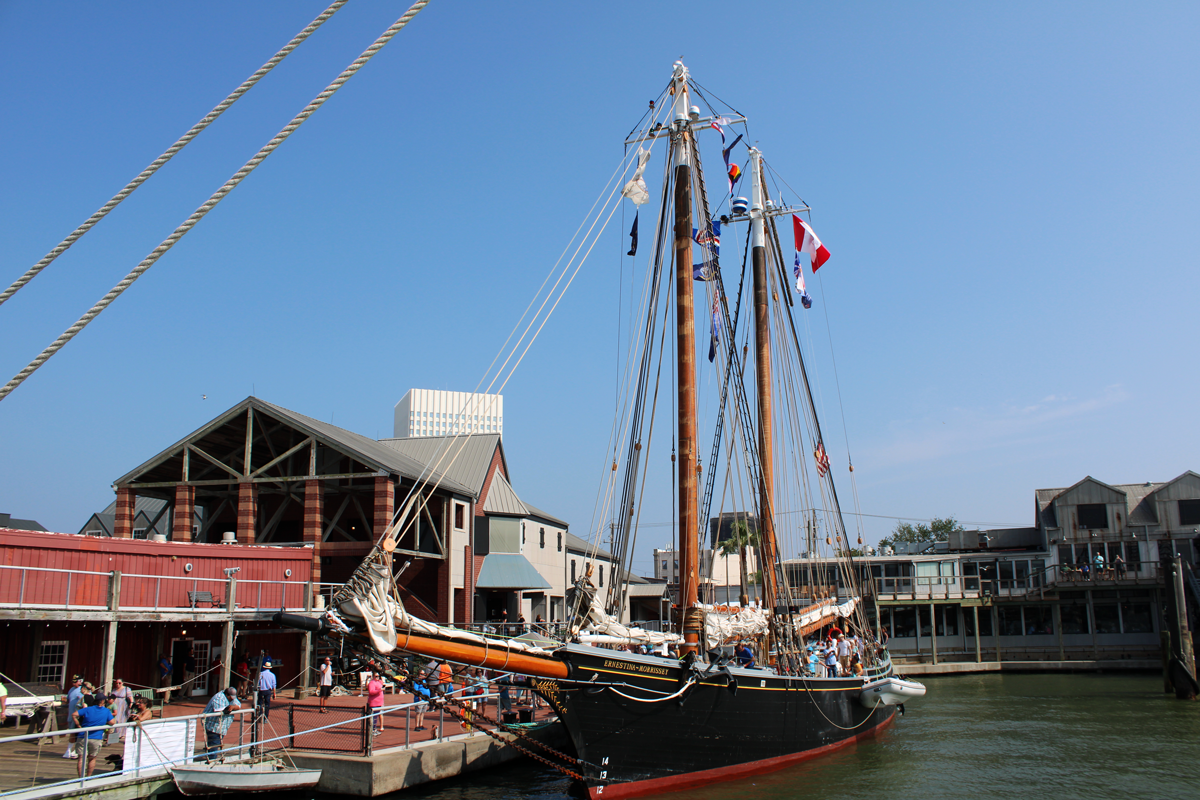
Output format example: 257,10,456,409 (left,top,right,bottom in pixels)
257,661,277,719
